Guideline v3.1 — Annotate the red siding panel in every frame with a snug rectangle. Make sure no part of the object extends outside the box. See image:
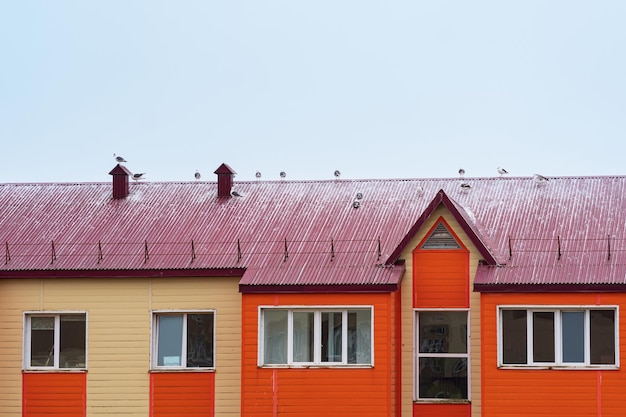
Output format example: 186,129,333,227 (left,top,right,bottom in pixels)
23,372,86,417
150,372,215,417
